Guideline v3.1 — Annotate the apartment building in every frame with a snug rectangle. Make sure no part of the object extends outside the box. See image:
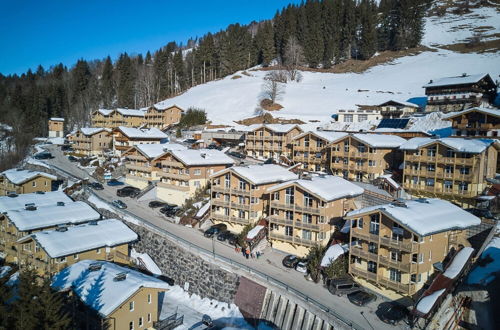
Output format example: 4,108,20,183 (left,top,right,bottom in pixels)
400,137,499,206
292,131,348,172
377,100,419,119
91,109,113,127
0,169,56,196
337,108,381,123
444,107,500,138
16,219,137,275
345,198,480,297
48,117,64,138
52,260,170,330
267,175,364,256
122,143,187,190
144,105,184,129
210,164,298,233
69,127,112,156
329,133,406,182
152,149,234,205
91,108,146,128
112,126,168,156
244,124,303,160
423,73,497,112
